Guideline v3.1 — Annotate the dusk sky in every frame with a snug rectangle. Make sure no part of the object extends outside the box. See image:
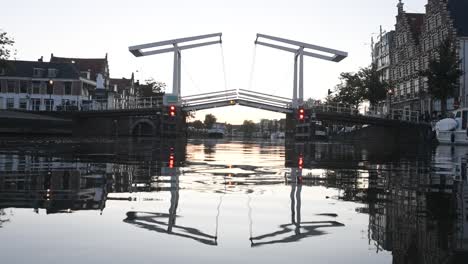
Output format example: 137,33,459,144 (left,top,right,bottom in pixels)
2,0,427,124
